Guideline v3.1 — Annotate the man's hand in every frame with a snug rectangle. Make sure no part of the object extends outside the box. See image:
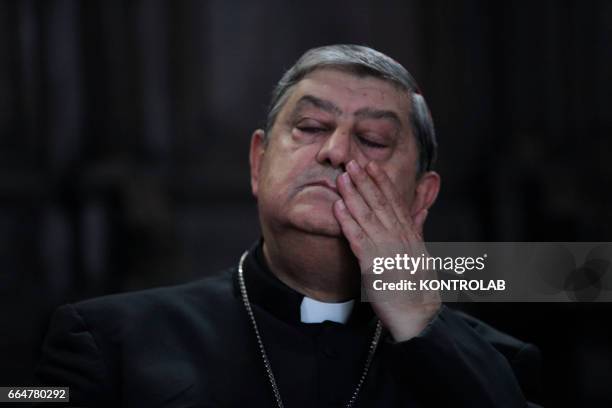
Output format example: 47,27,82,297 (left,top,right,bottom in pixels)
333,160,440,342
